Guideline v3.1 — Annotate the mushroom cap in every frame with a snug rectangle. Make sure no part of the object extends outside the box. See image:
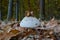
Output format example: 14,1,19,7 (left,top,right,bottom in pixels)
20,17,40,28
